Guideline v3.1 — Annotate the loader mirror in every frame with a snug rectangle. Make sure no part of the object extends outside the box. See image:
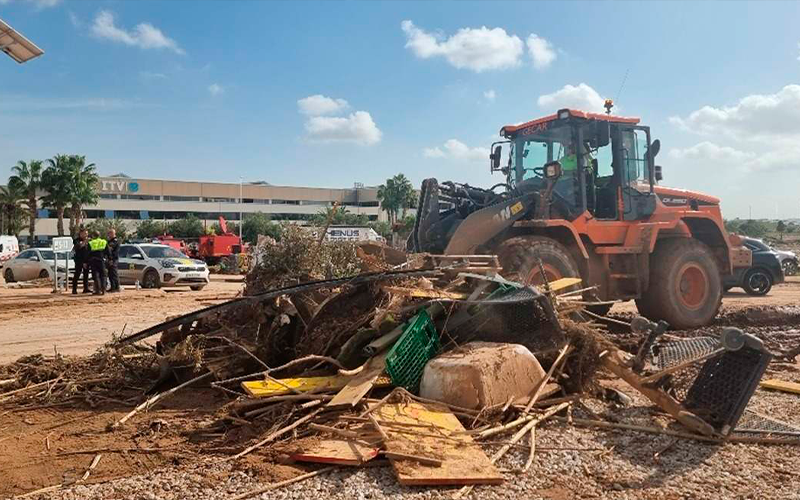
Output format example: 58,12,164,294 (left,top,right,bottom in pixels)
543,160,563,180
648,139,661,160
595,121,610,148
655,165,663,182
490,145,502,171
